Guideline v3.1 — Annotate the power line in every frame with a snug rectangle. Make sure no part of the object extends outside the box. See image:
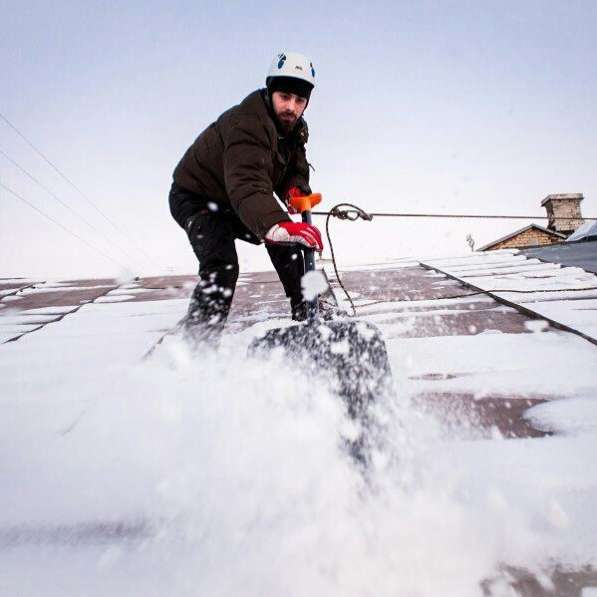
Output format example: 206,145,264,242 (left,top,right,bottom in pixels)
0,181,132,271
0,111,160,268
0,147,144,270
